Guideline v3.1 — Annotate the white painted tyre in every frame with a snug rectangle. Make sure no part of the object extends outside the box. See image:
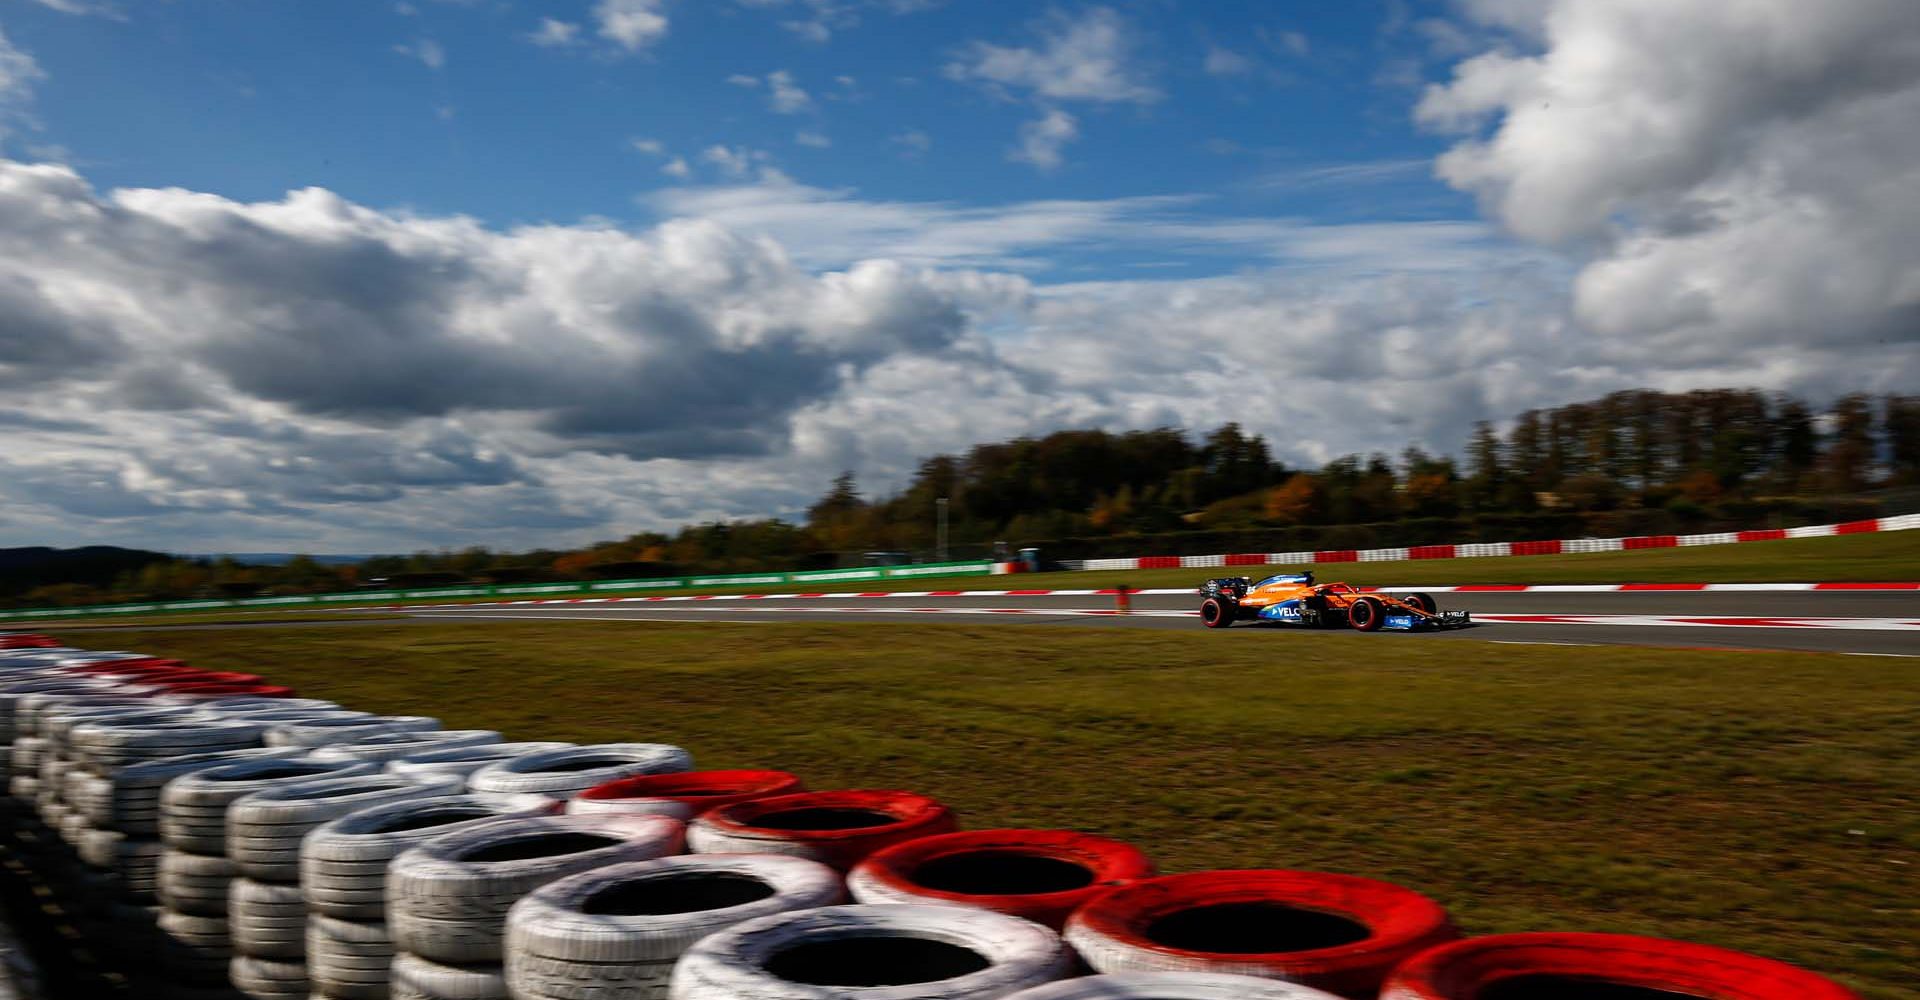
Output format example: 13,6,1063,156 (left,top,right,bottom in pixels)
229,954,310,999
162,757,378,853
309,730,504,763
385,741,575,785
669,904,1072,1000
388,813,685,964
1000,973,1349,1000
505,853,844,999
227,772,462,881
230,877,308,958
265,715,442,748
302,794,555,920
159,848,239,915
465,744,692,800
391,952,509,1000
